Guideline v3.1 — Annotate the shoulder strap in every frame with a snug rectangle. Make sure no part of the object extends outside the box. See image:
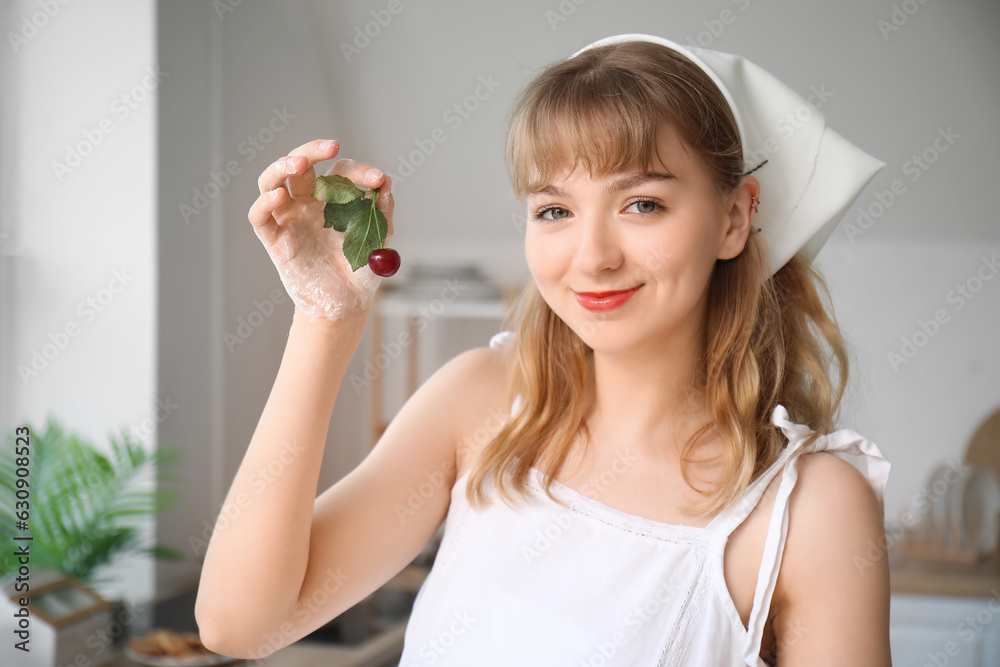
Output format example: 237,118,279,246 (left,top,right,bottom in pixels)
707,405,812,537
489,330,515,349
731,405,892,664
